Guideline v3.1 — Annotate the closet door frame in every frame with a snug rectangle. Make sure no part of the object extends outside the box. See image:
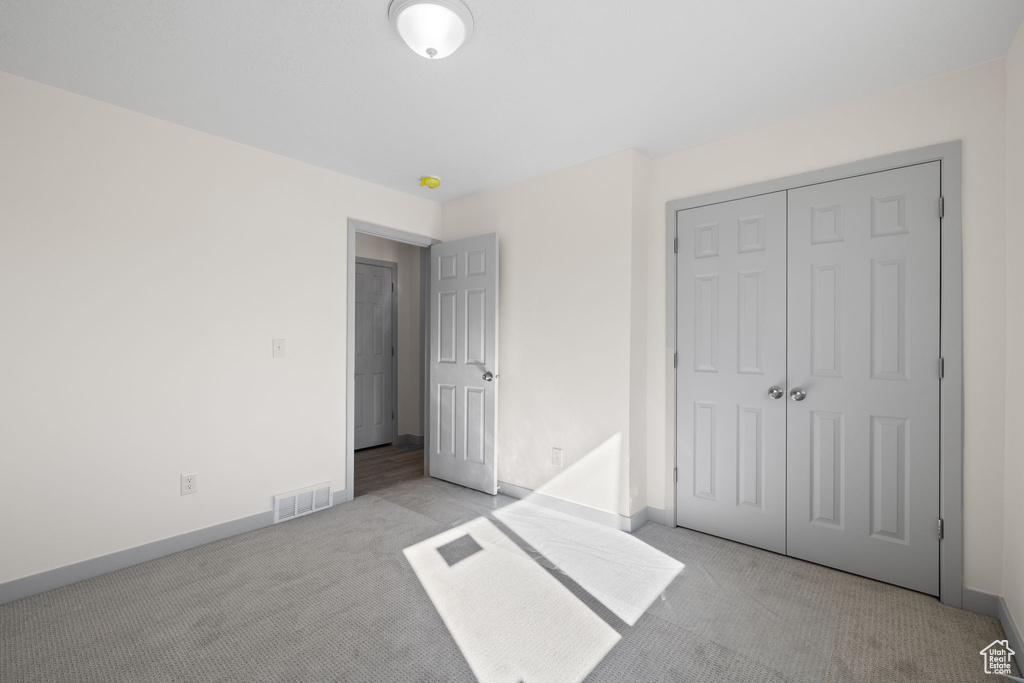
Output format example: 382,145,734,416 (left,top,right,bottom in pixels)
665,141,963,608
